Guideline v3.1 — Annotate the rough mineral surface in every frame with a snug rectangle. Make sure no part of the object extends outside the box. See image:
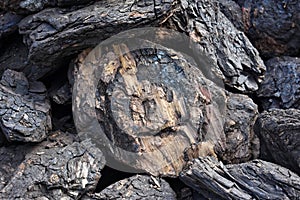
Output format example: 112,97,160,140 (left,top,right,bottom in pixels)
257,56,300,110
255,108,300,175
0,69,51,142
241,0,300,57
180,157,300,199
0,143,34,190
0,132,106,199
0,11,23,39
164,0,266,93
83,175,176,200
0,0,95,14
18,0,176,68
222,93,259,164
